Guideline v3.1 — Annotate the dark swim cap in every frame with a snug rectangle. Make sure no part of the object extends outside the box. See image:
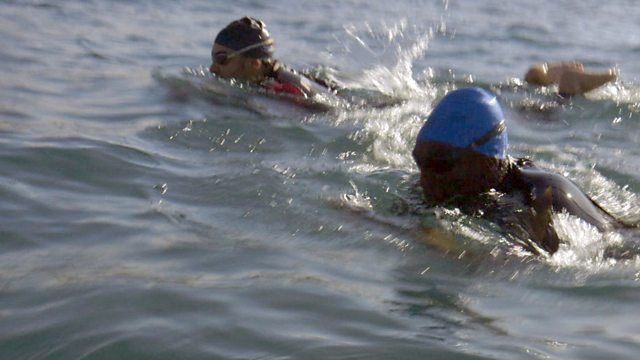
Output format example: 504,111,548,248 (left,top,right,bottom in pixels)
214,16,274,59
416,88,508,159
